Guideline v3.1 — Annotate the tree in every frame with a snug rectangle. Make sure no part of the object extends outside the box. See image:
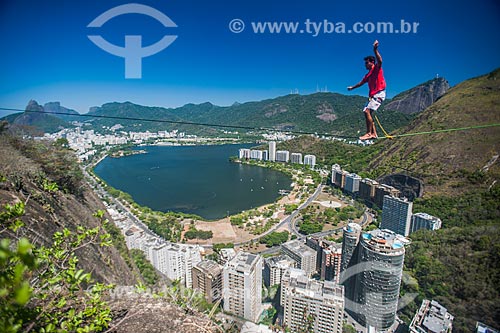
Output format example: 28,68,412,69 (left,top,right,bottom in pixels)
259,231,289,247
130,249,159,286
343,323,357,333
